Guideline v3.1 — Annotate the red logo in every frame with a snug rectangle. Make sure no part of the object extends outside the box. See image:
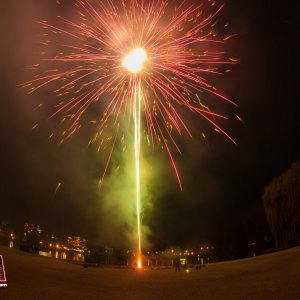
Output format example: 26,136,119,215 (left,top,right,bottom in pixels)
0,255,7,283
